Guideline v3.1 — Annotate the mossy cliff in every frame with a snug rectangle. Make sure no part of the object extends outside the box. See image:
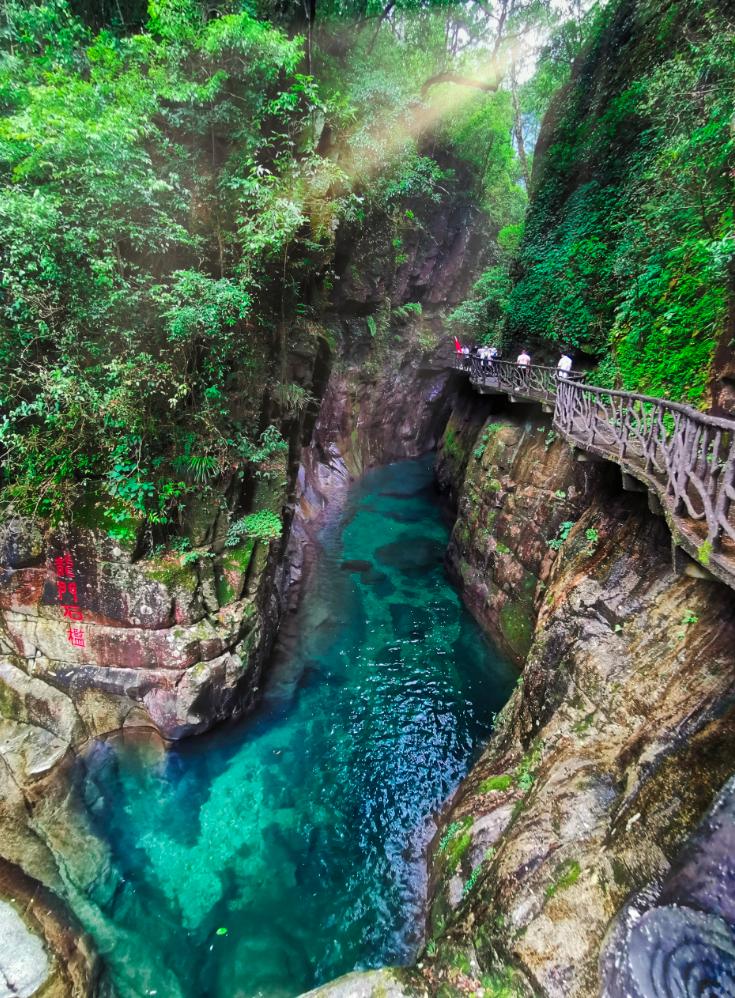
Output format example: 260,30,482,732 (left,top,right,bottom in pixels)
507,0,735,409
435,390,607,665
